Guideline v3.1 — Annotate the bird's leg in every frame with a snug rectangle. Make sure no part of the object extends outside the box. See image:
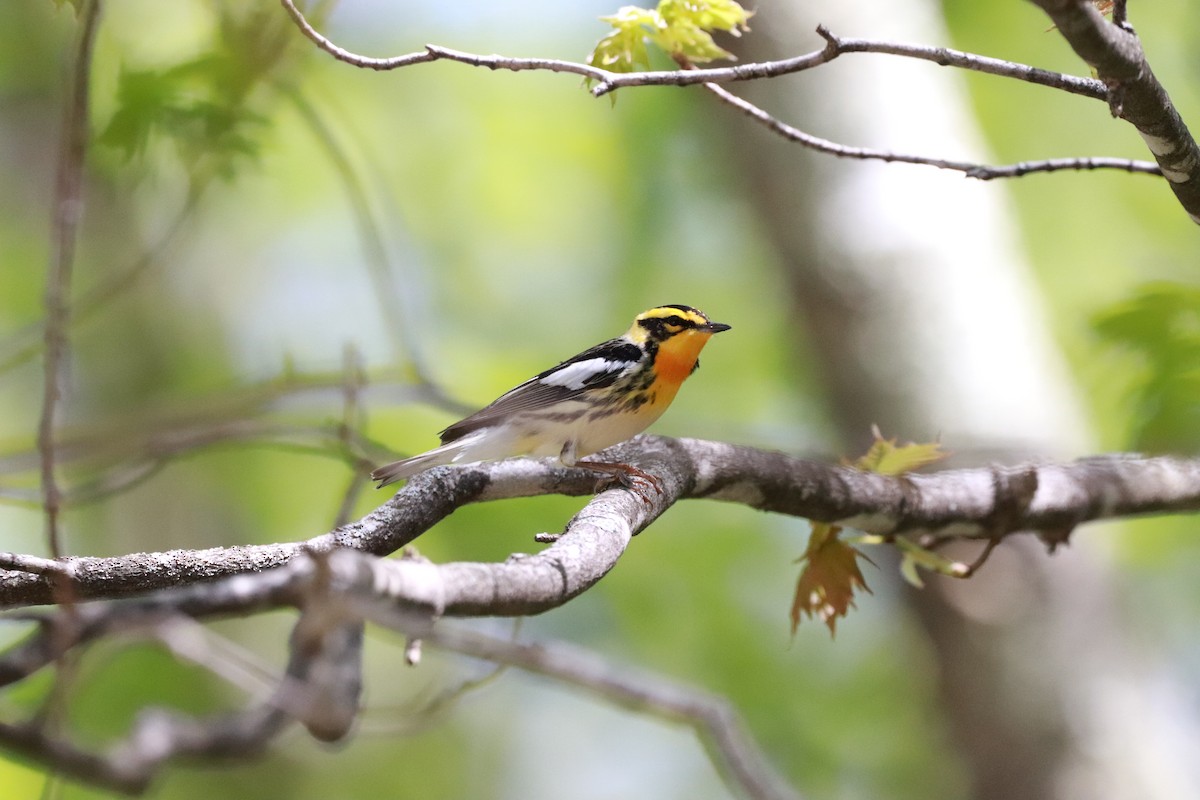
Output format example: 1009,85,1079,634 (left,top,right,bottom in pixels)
560,441,661,503
581,461,663,504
